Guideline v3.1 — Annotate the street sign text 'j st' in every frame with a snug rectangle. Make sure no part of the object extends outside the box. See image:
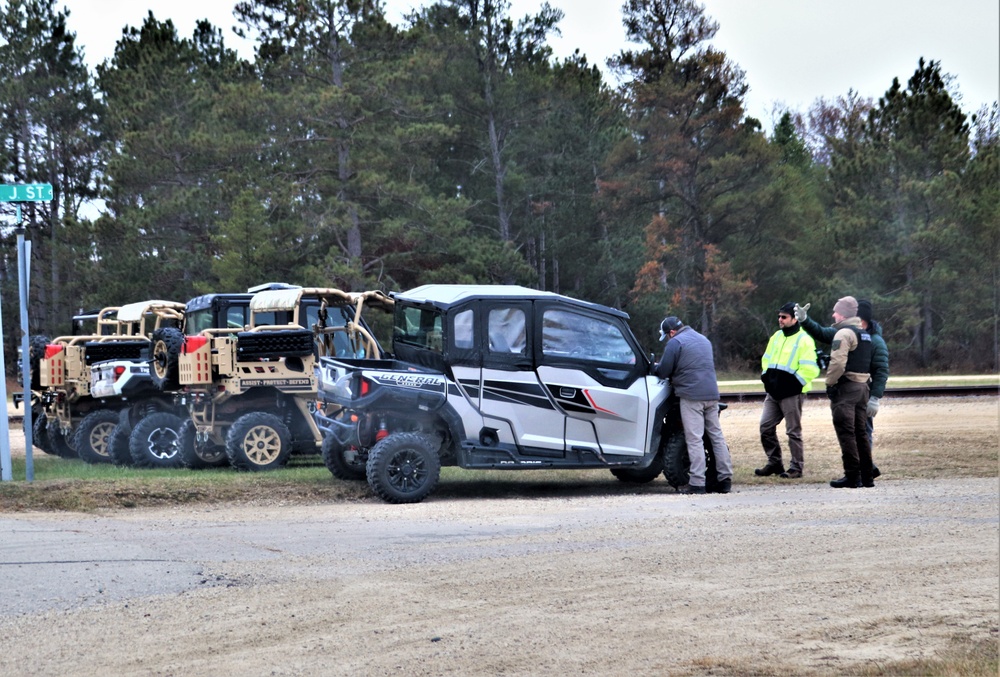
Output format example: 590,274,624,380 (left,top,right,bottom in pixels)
0,183,53,202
